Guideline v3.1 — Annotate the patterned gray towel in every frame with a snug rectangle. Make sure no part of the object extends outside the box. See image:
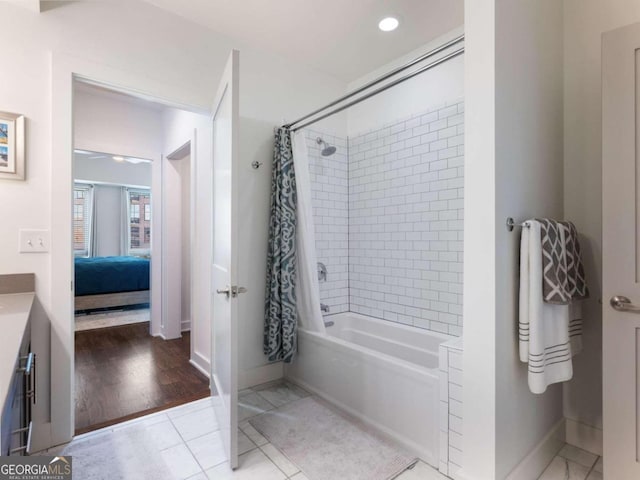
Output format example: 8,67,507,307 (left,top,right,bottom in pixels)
536,218,589,304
